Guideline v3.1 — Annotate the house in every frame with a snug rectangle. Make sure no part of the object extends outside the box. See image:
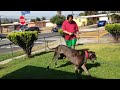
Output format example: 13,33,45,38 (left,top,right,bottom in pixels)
27,21,46,28
73,17,87,27
35,21,46,28
27,22,36,27
27,20,54,28
44,20,54,27
74,14,114,26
